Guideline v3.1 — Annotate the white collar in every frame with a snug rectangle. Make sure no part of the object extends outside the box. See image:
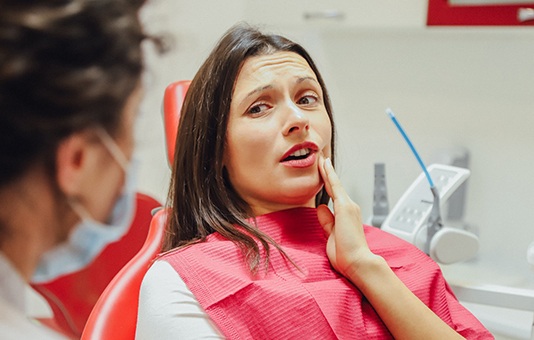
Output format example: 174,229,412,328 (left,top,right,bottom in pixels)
0,251,27,313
